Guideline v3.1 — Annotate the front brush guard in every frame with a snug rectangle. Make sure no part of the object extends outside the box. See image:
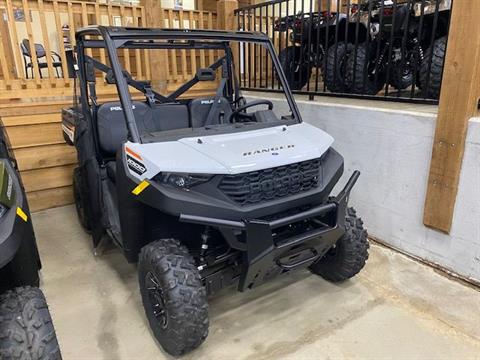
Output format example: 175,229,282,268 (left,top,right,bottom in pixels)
180,171,360,291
